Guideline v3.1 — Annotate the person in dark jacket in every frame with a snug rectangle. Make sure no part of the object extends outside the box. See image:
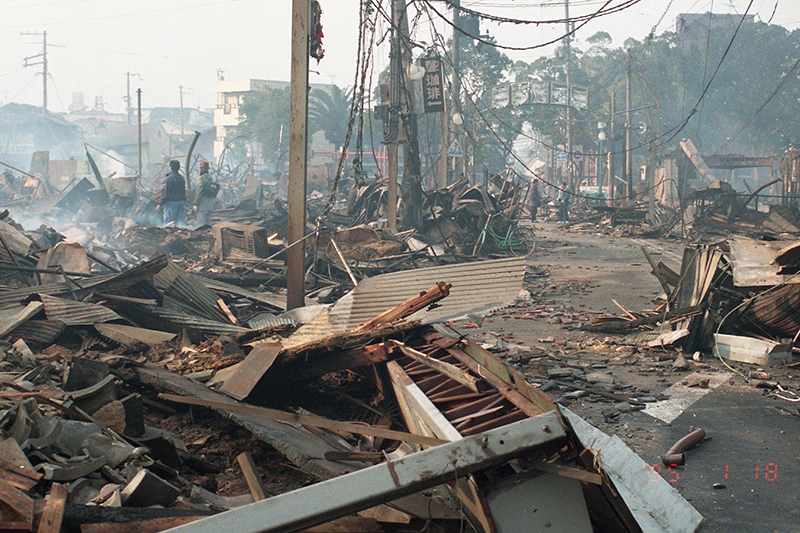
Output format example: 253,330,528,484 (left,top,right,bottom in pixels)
157,160,186,226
